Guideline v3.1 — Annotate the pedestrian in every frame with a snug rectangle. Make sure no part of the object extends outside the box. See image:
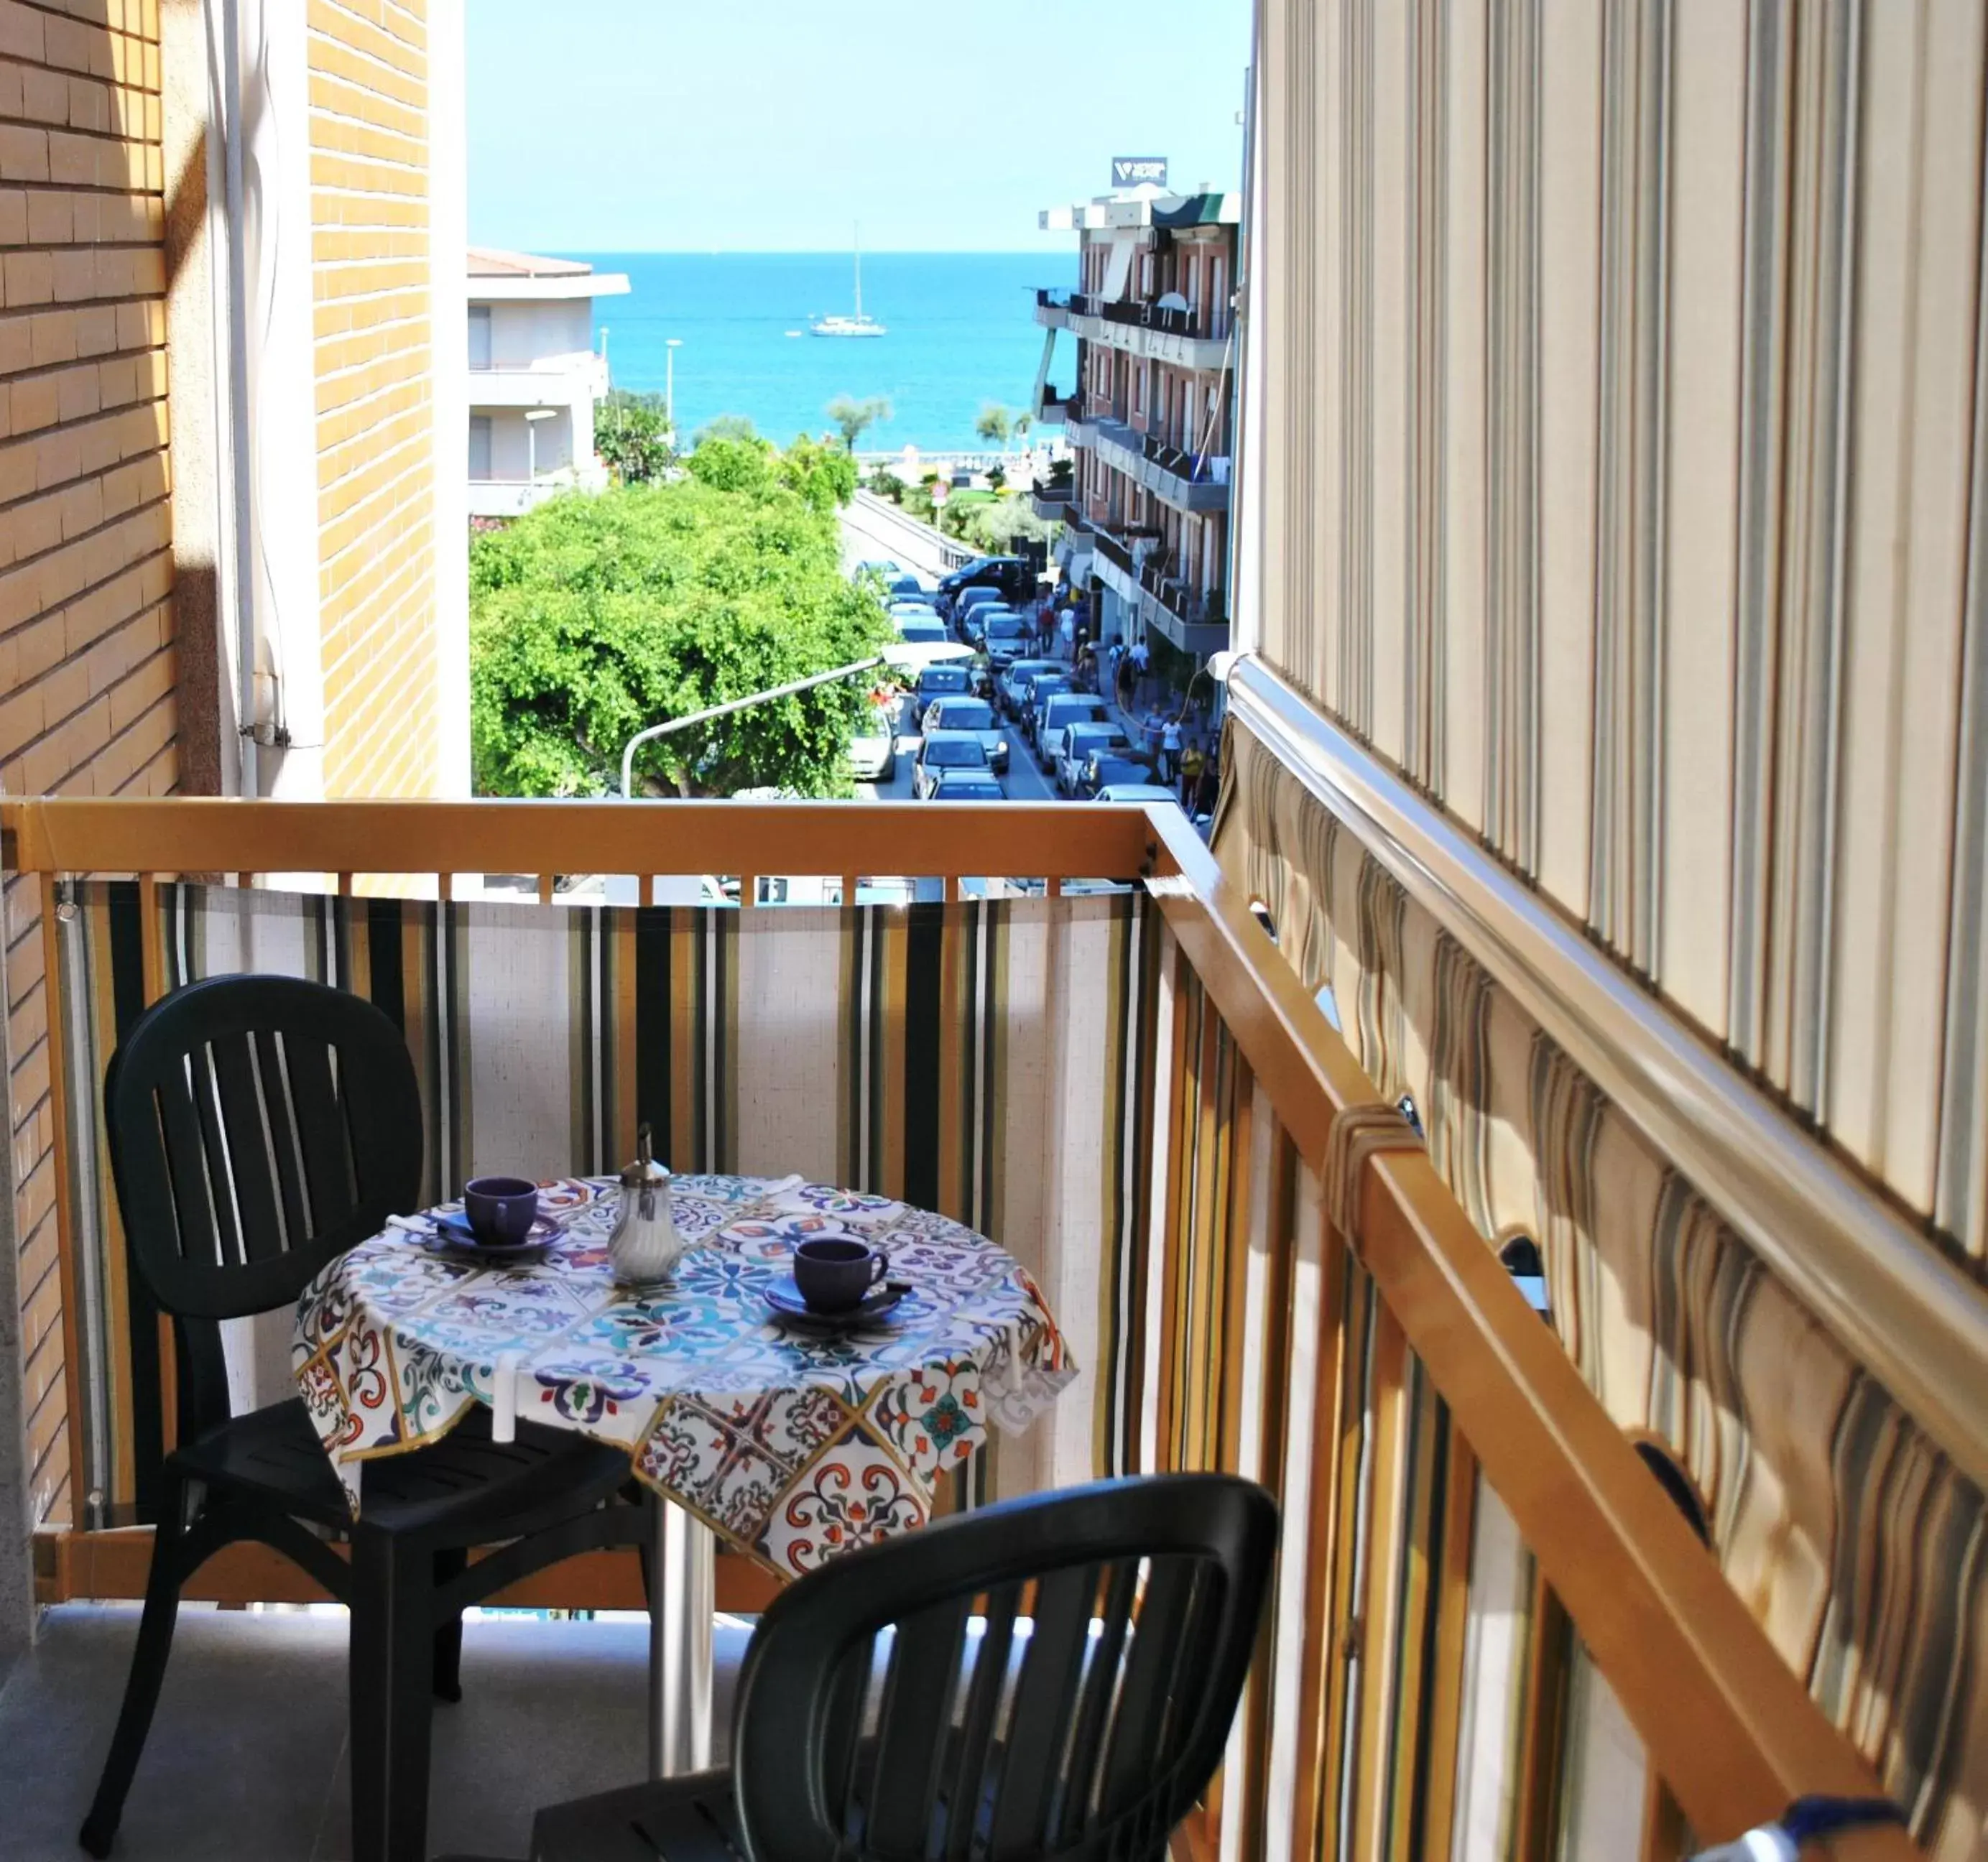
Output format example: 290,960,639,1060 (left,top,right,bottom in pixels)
1179,738,1206,808
1060,607,1076,659
1127,638,1152,706
1160,715,1184,785
1193,752,1220,818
